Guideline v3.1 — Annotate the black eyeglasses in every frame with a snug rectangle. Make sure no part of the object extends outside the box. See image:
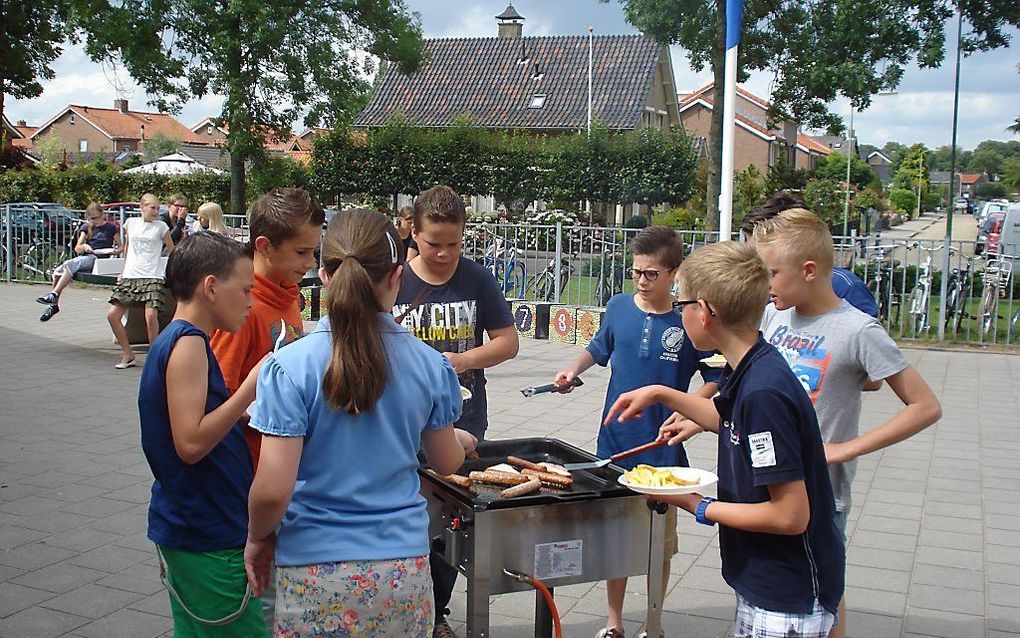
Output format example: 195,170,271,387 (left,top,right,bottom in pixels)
672,299,717,317
631,268,668,282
